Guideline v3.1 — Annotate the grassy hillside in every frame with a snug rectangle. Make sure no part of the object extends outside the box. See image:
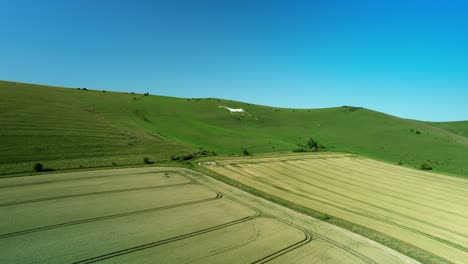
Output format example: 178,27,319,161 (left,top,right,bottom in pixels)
429,121,468,138
1,80,468,177
132,96,468,177
0,81,193,174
